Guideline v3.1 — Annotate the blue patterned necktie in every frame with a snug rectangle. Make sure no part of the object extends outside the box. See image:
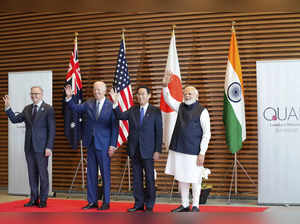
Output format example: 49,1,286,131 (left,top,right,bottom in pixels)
140,107,144,126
